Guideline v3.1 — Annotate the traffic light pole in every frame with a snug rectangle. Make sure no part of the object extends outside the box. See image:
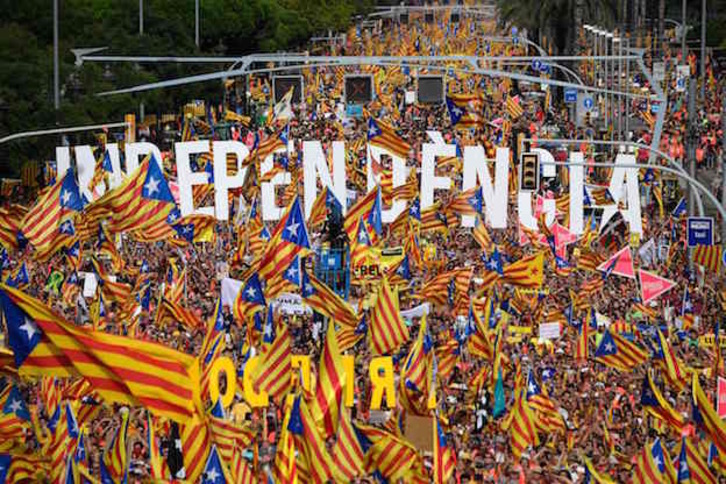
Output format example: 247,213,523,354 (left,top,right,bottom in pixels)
540,160,726,228
519,137,705,216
